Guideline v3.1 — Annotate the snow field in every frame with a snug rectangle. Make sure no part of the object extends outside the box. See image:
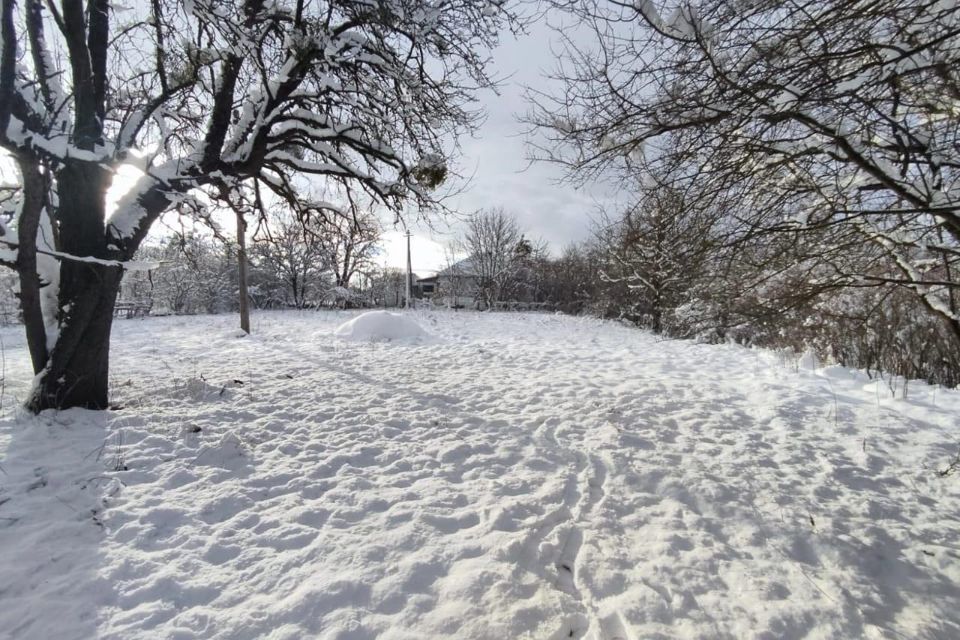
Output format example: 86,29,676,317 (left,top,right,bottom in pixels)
0,310,958,639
